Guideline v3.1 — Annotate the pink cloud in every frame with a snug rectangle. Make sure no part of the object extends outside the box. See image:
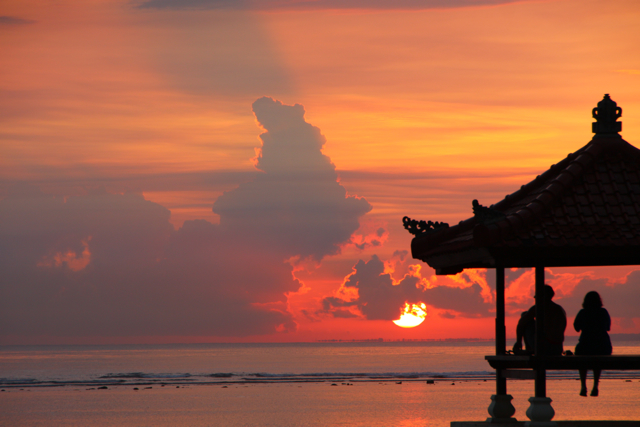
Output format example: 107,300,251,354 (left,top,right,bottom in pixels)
0,98,371,343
